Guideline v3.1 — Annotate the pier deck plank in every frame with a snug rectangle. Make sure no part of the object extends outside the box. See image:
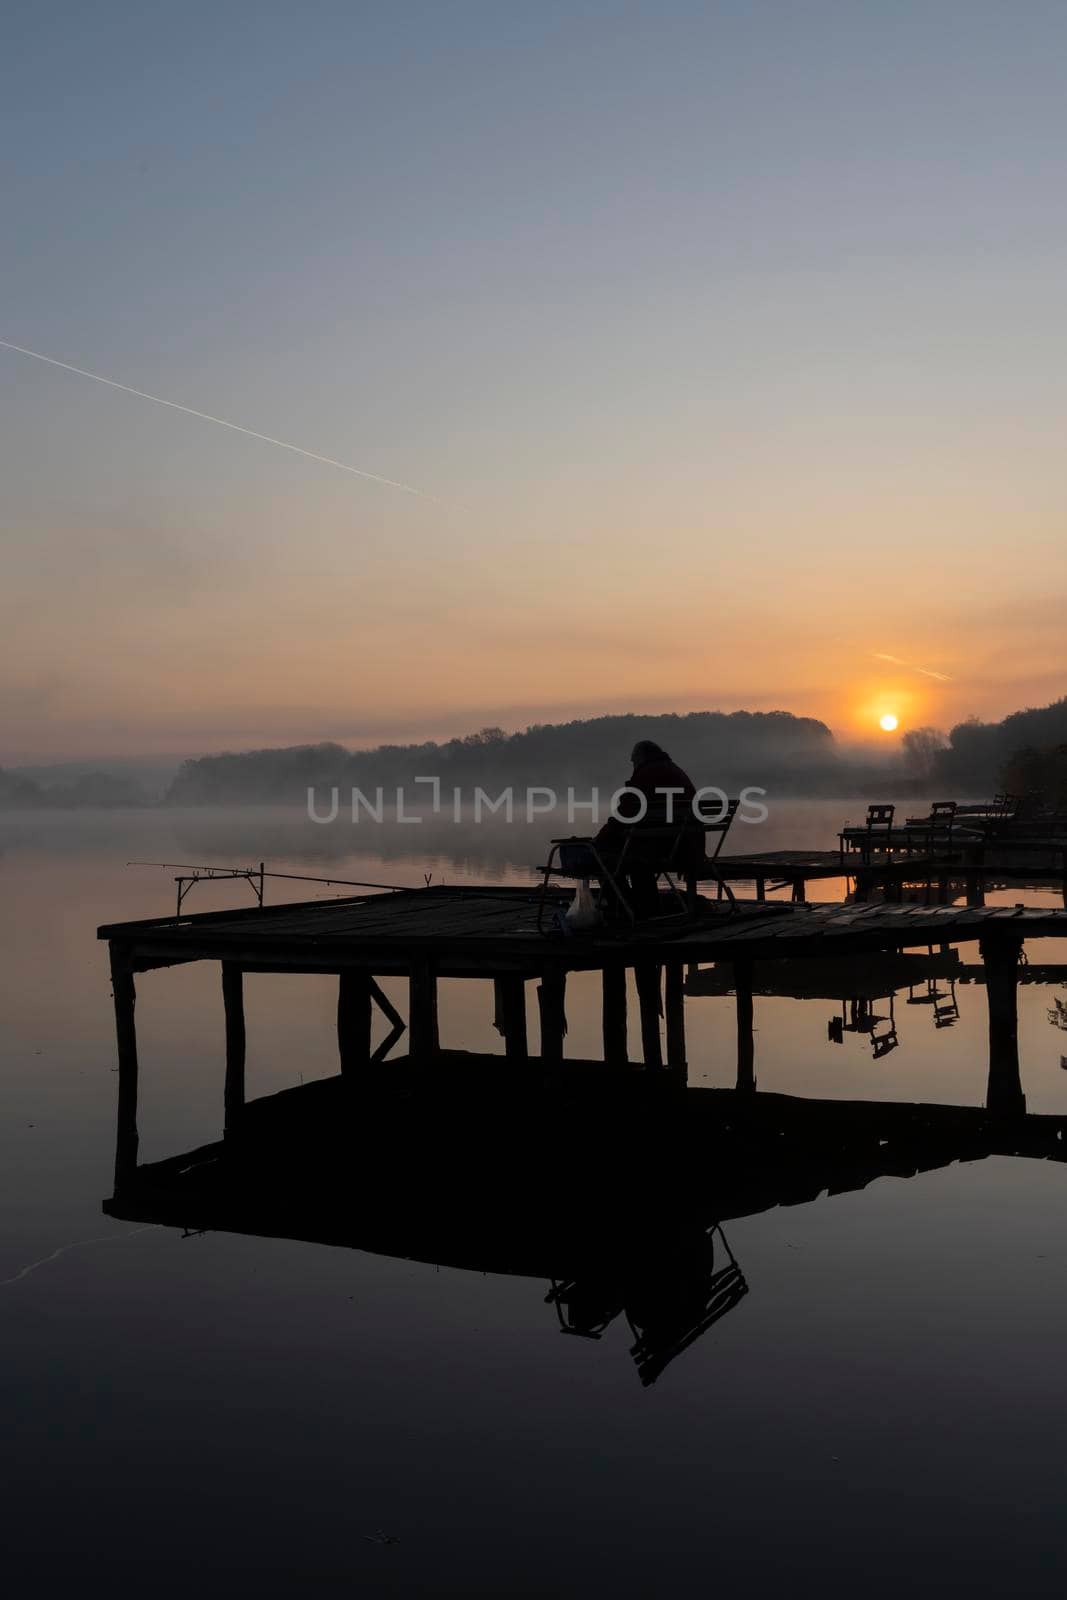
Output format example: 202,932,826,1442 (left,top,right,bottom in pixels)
99,885,1067,975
